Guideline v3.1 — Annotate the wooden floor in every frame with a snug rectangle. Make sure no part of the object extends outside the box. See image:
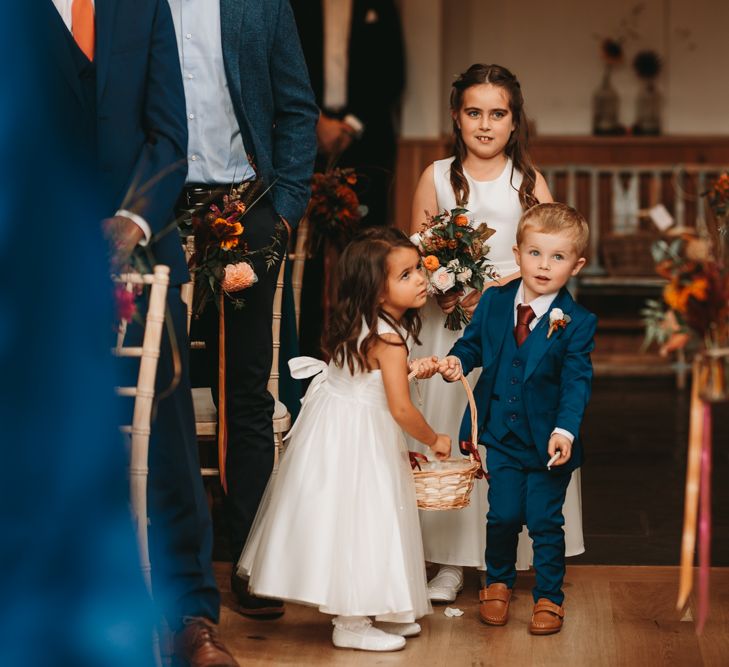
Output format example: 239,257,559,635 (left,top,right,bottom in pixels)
213,563,729,666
